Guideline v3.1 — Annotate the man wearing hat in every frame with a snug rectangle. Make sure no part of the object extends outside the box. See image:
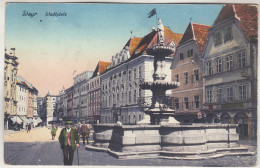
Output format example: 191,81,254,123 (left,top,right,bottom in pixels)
59,120,79,165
